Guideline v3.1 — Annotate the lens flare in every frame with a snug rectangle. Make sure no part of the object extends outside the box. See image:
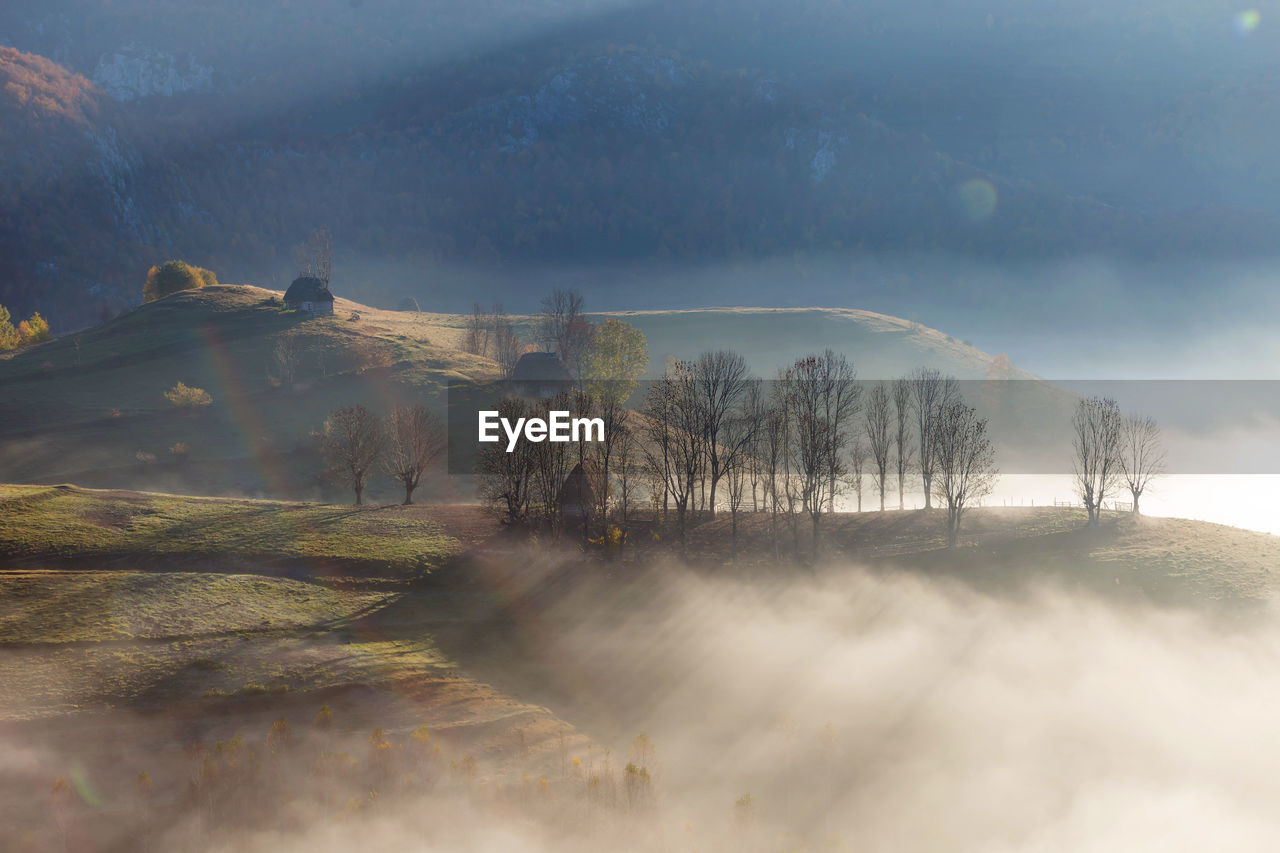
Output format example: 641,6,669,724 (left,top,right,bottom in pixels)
1235,9,1262,34
957,178,998,222
70,765,102,807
